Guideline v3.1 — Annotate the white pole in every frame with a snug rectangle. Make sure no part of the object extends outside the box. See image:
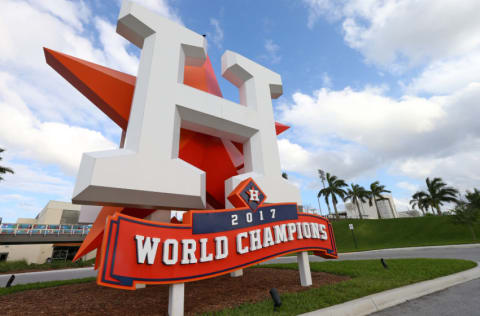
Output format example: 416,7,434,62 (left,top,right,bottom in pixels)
230,269,243,277
297,251,312,286
168,282,185,316
143,210,186,315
